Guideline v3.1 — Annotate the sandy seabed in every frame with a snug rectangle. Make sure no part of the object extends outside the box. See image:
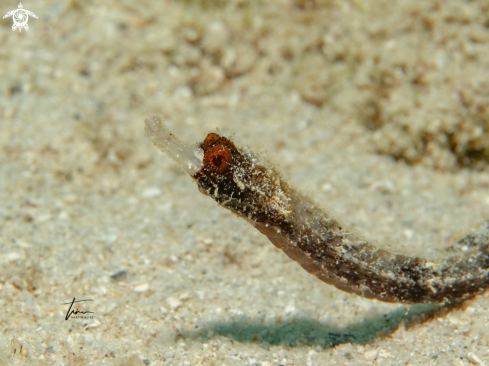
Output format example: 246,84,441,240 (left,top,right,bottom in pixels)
2,0,489,365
